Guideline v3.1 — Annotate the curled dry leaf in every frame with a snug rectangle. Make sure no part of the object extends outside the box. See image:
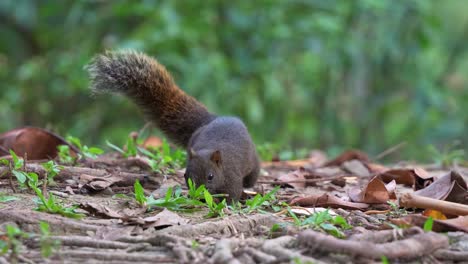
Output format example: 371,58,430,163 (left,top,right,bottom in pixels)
0,127,79,160
378,168,432,188
290,193,369,210
415,171,467,204
79,174,121,191
348,176,396,204
324,149,369,167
